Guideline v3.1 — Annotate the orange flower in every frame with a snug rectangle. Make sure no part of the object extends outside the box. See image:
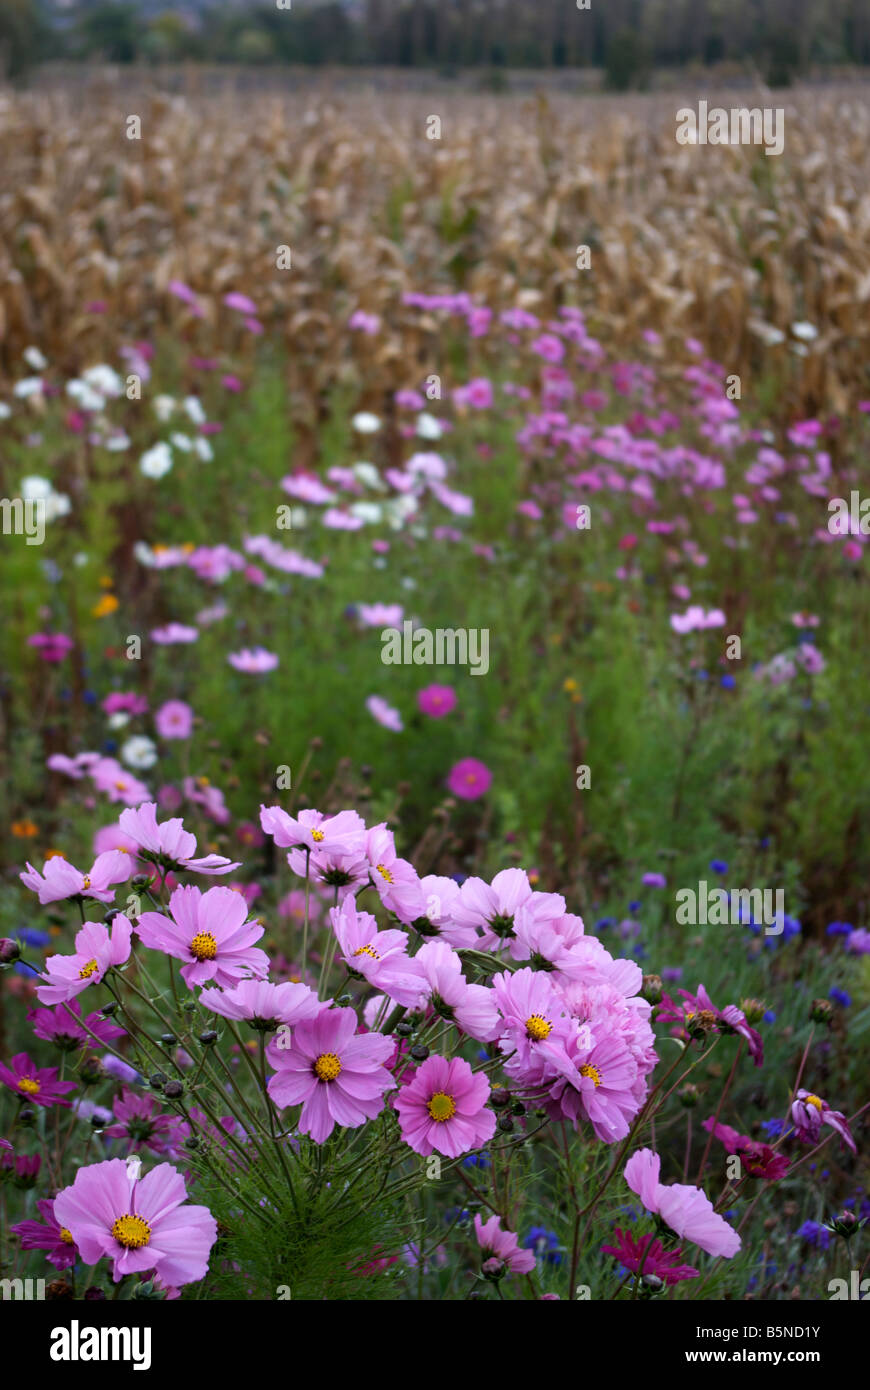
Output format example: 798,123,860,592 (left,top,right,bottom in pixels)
11,819,38,838
92,594,119,618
